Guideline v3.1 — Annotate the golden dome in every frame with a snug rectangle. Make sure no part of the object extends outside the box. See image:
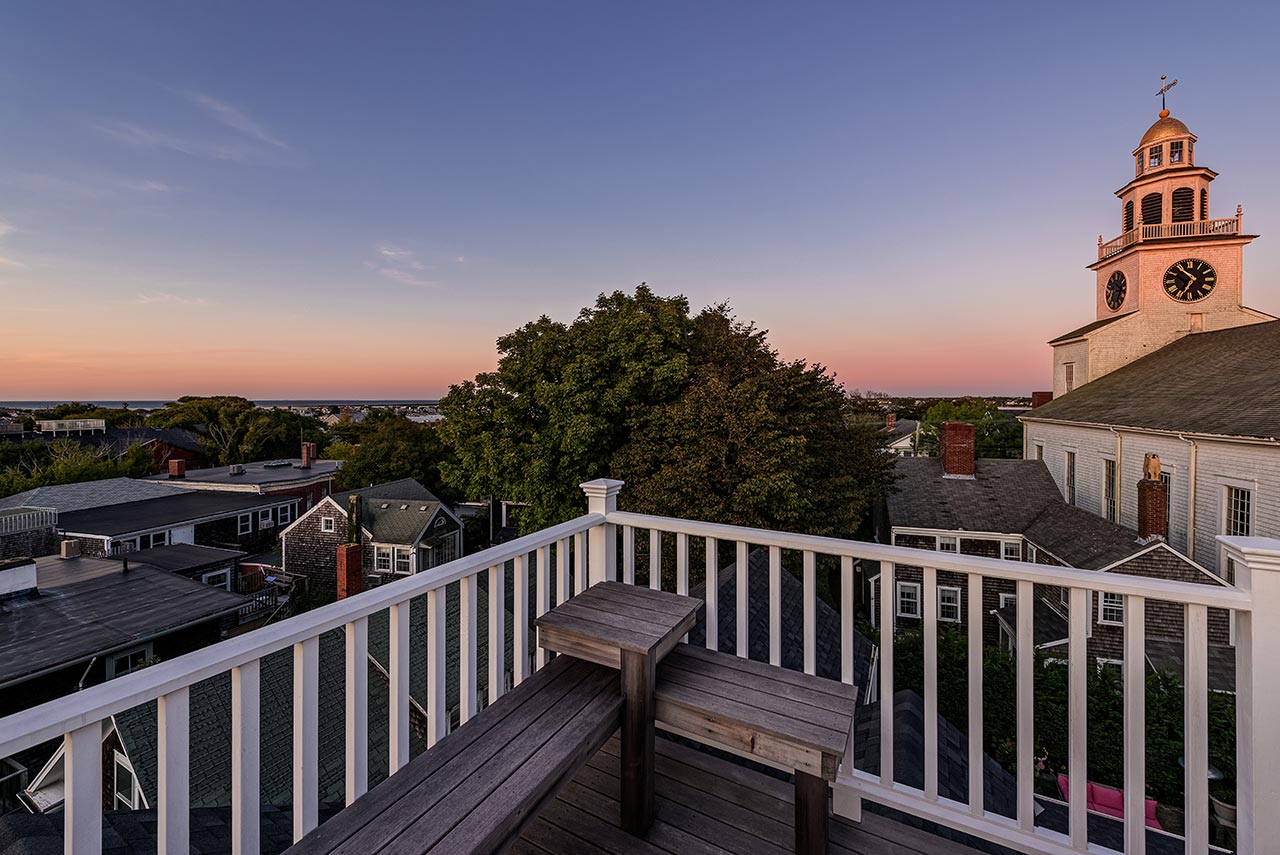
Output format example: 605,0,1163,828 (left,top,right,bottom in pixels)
1140,110,1192,146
